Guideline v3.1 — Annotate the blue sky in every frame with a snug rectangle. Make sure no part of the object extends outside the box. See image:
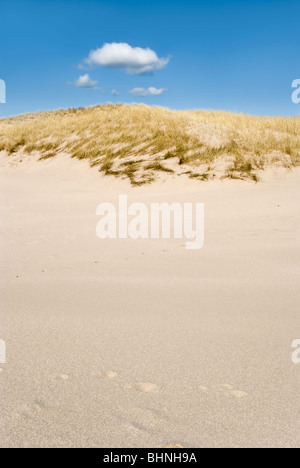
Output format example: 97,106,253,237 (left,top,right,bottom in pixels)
0,0,299,117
